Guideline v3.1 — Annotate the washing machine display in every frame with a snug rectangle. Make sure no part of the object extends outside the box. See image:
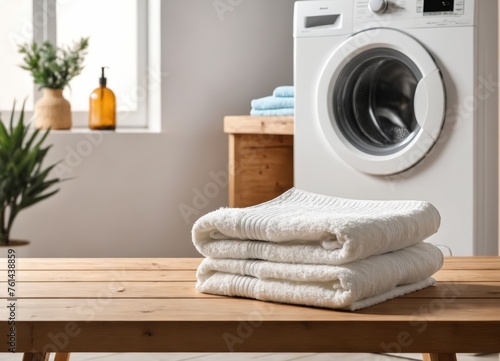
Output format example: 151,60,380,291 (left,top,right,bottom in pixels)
416,0,464,15
423,0,454,13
